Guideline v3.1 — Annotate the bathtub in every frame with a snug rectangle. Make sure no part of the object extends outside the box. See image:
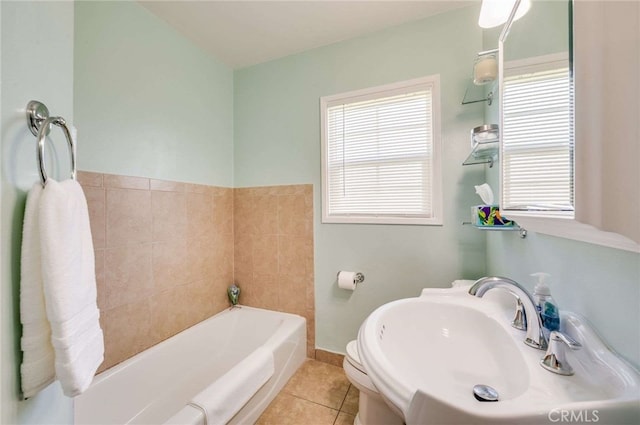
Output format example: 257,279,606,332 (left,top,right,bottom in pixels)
75,306,306,424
